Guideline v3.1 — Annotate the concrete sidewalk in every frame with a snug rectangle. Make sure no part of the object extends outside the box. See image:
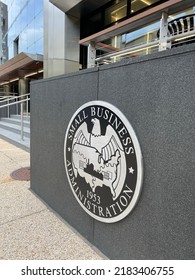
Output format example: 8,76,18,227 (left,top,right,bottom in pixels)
0,138,105,260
